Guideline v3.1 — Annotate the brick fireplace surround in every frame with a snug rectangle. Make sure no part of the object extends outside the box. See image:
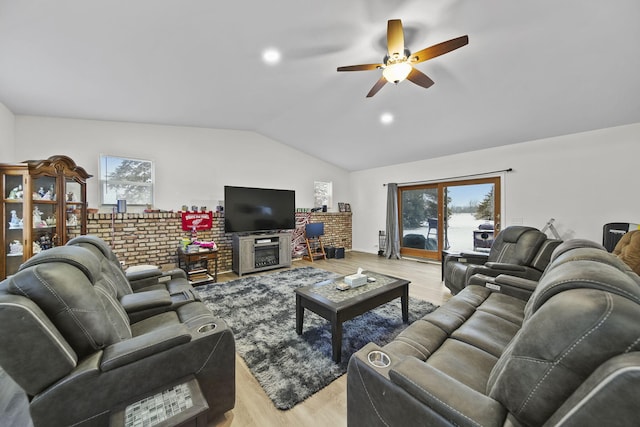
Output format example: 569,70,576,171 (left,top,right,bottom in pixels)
82,211,352,273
